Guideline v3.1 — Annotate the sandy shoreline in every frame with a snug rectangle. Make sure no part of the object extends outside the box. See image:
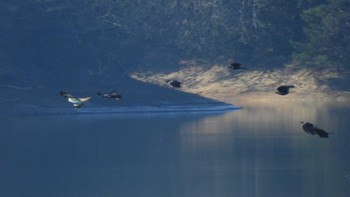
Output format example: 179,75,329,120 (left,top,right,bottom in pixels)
2,62,349,115
202,91,350,106
131,61,350,107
